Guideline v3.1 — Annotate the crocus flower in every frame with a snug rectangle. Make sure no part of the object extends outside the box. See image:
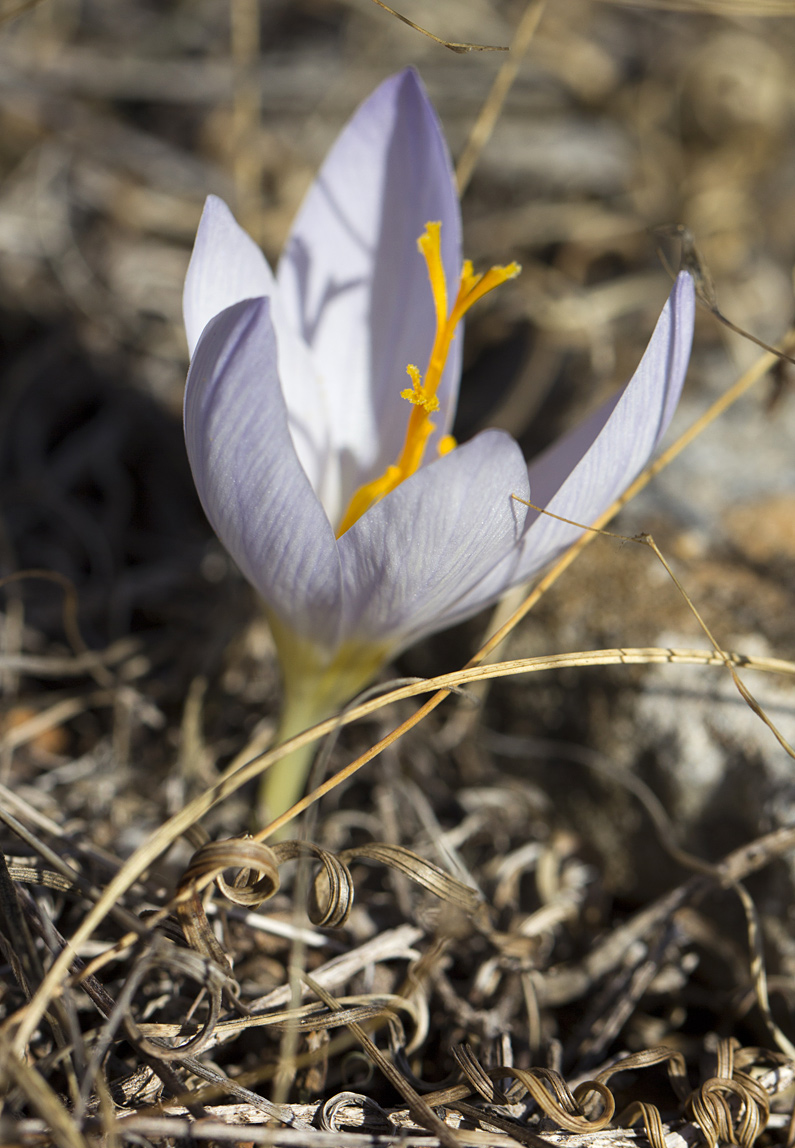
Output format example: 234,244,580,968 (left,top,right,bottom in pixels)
183,68,695,819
